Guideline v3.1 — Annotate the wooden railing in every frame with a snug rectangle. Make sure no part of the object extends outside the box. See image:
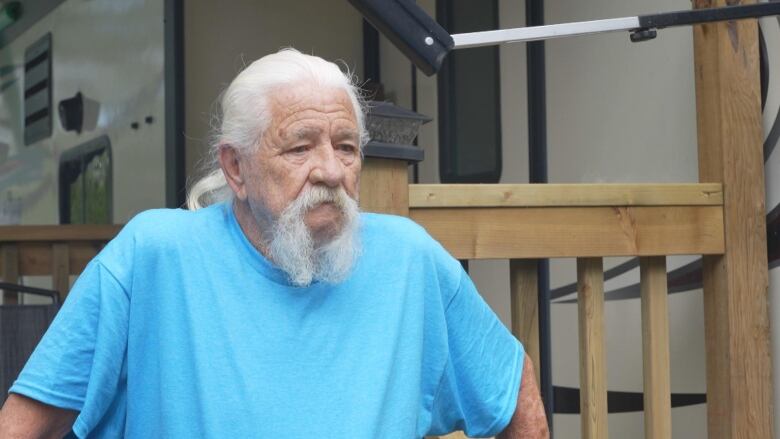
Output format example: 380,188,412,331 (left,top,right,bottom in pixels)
0,176,765,439
409,183,724,259
407,183,723,439
0,183,723,439
0,225,122,303
0,1,772,434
